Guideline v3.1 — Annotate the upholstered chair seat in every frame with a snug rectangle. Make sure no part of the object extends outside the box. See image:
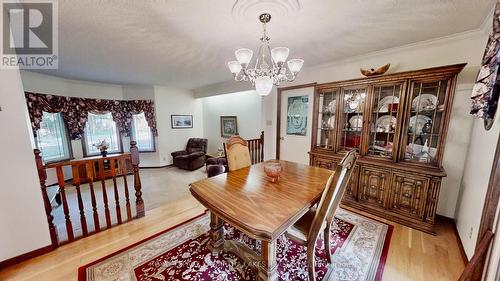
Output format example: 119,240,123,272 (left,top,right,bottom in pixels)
171,138,207,170
207,164,226,178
